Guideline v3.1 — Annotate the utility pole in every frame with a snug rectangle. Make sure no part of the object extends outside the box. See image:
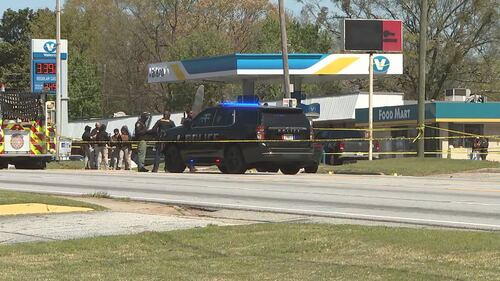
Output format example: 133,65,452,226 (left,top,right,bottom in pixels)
417,0,428,158
55,0,62,160
368,53,374,161
278,0,291,99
